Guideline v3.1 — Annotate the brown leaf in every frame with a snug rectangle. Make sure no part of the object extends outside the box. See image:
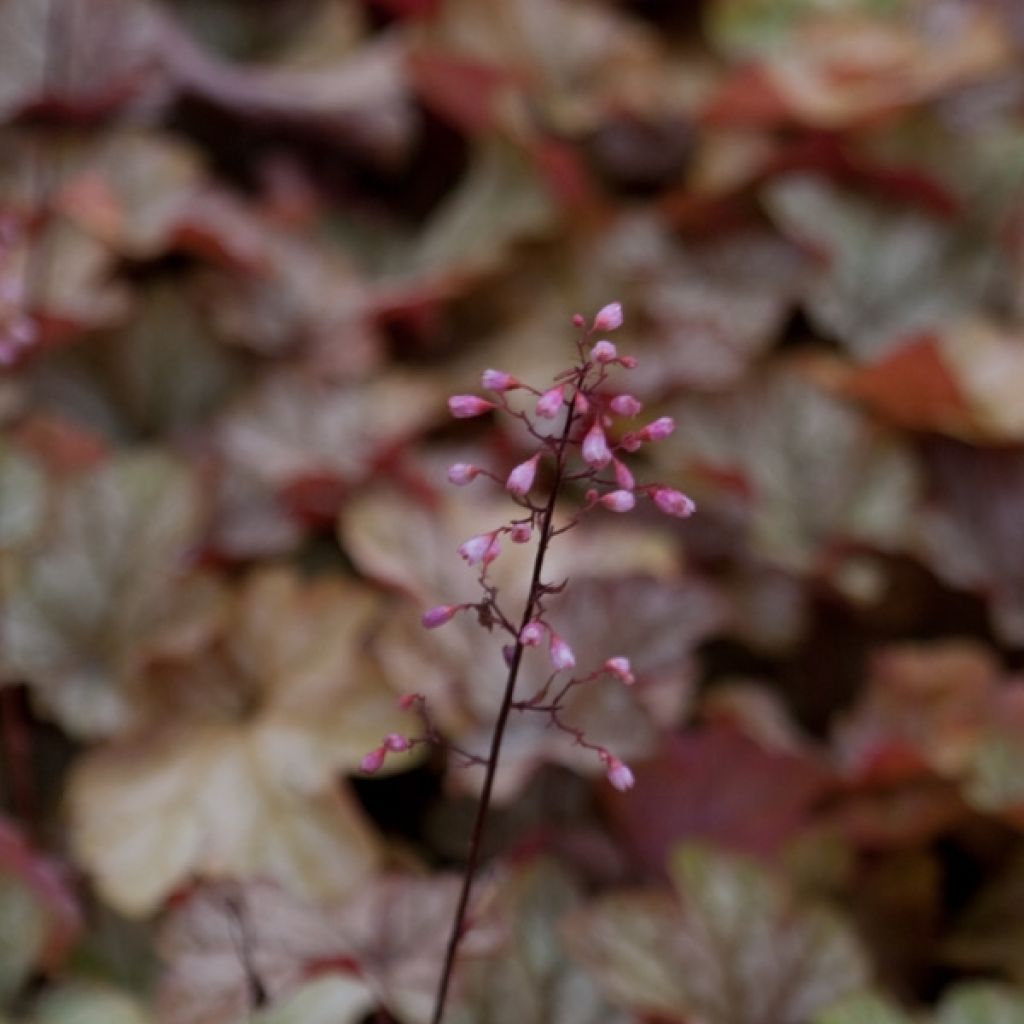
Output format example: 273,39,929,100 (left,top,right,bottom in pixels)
834,640,999,781
707,3,1013,129
67,568,408,914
